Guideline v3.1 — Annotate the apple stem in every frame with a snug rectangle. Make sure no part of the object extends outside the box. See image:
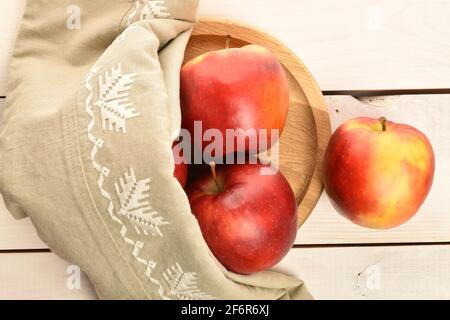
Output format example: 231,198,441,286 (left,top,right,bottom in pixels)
209,162,221,190
380,117,387,131
225,34,231,49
